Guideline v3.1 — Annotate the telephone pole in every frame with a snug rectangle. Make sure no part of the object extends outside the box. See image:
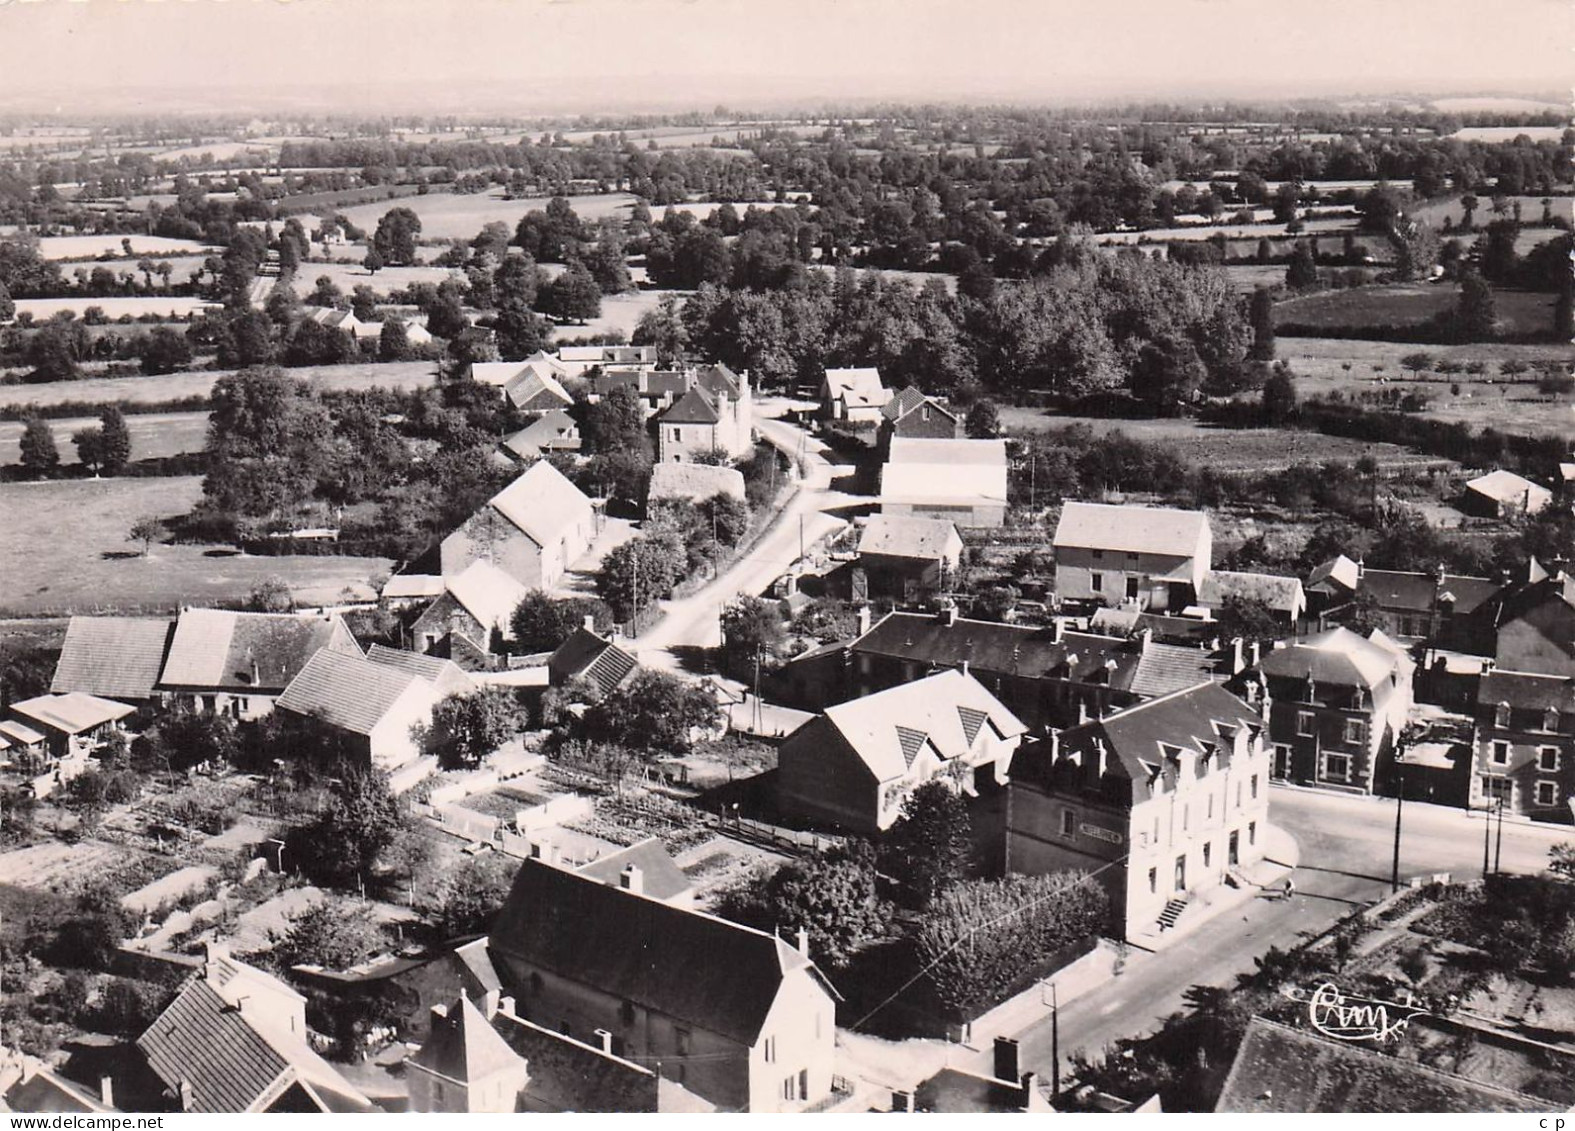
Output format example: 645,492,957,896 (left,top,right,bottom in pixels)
1390,763,1405,893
